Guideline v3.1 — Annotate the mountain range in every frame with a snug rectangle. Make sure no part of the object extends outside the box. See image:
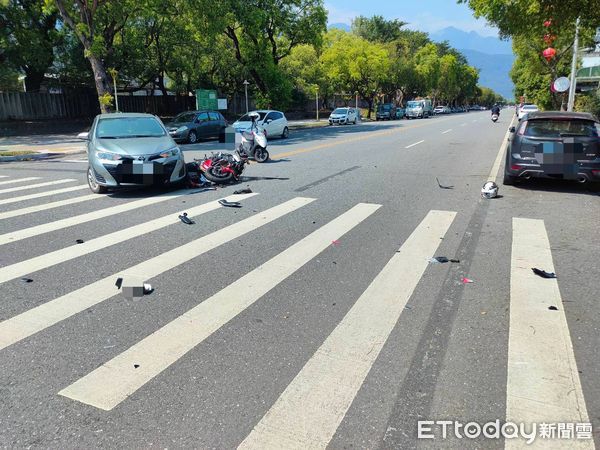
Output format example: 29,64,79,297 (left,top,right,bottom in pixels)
328,24,515,99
